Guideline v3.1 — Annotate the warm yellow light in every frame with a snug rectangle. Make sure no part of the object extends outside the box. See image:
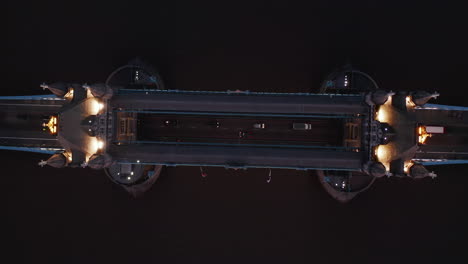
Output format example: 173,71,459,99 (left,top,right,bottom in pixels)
406,96,415,107
89,99,104,115
417,126,432,144
375,96,393,123
63,152,72,162
86,88,94,98
88,137,99,155
89,138,105,154
404,161,413,173
376,109,388,122
375,145,385,159
44,116,58,135
374,145,390,171
64,88,74,100
97,140,104,150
